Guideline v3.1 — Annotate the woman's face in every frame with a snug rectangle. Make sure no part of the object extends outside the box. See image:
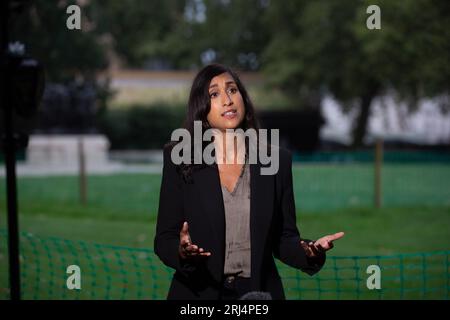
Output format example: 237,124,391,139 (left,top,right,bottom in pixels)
206,72,245,131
